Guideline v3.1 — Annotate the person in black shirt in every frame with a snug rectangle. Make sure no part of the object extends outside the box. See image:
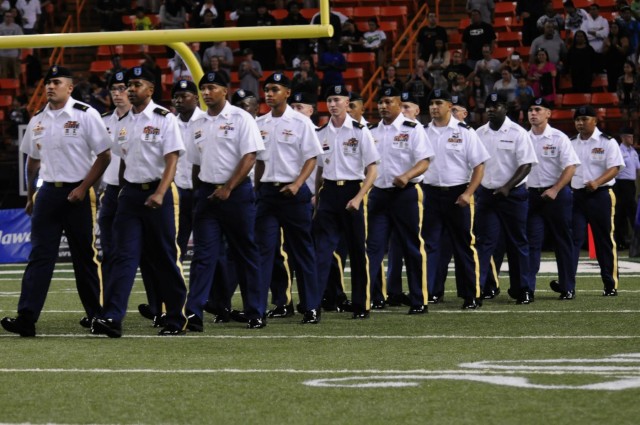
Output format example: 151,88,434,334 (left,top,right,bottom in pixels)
462,9,496,69
416,11,448,62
